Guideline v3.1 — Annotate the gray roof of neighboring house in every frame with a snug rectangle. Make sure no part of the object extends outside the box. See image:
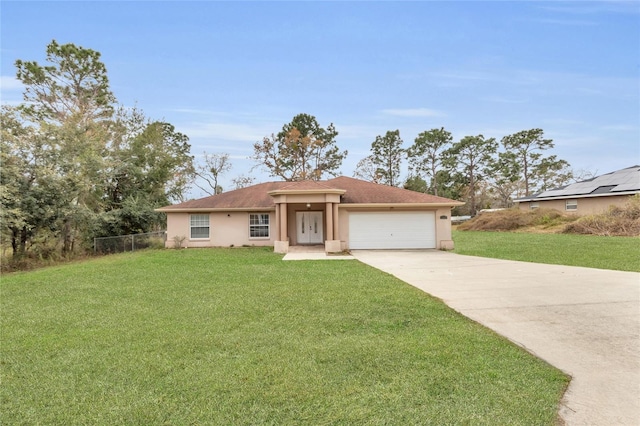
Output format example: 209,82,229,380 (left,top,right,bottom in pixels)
516,165,640,202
